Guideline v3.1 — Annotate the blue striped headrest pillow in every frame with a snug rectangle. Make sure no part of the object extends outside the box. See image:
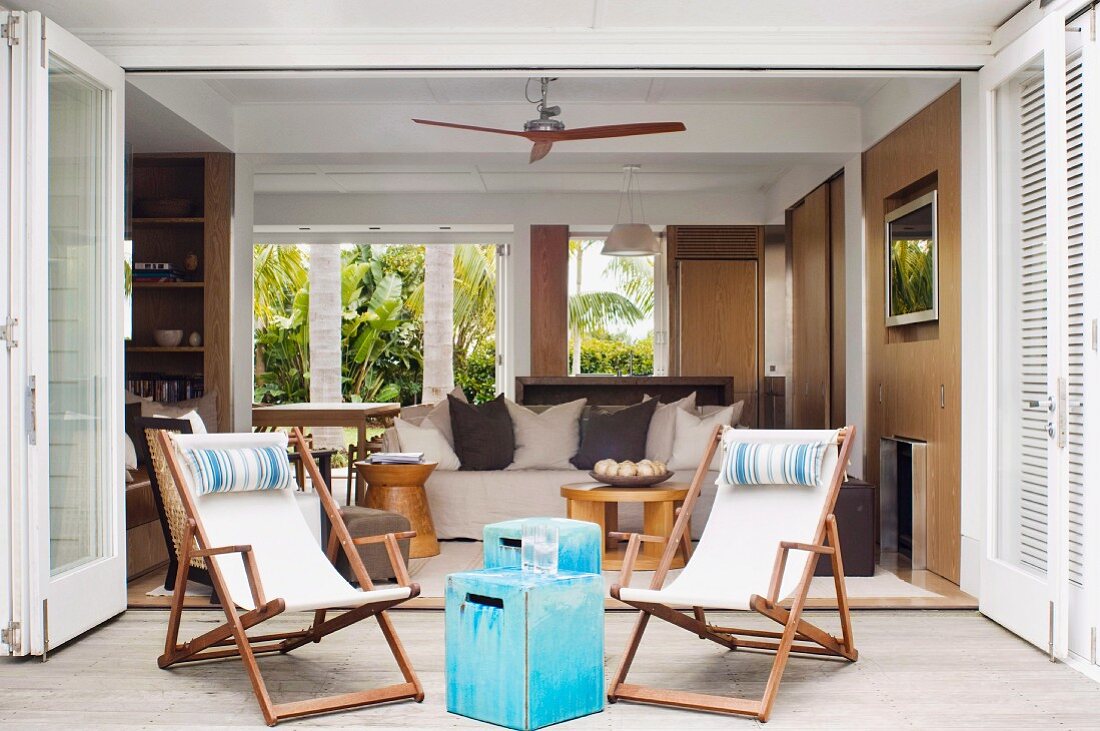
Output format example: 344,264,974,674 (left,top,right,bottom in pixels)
719,440,830,487
184,445,294,495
